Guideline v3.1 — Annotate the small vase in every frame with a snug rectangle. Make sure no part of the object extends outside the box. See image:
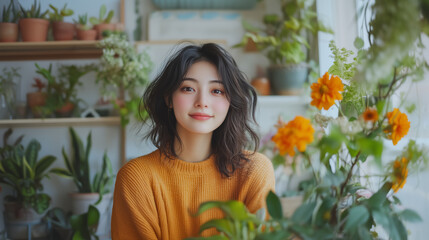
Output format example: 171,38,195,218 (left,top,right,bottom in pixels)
26,92,46,118
0,22,18,42
52,21,75,41
19,18,50,42
76,28,97,40
94,23,116,40
55,102,75,118
251,77,270,95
